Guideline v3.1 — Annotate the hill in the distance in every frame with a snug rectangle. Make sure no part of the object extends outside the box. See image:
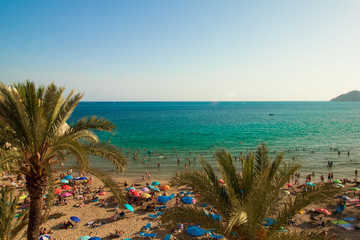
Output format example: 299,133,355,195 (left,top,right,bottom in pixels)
330,90,360,102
